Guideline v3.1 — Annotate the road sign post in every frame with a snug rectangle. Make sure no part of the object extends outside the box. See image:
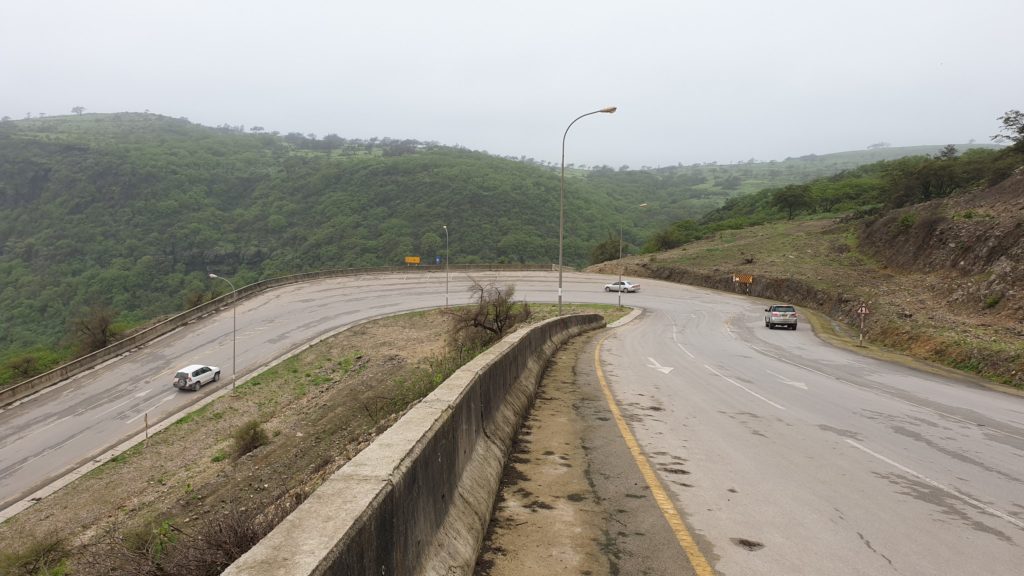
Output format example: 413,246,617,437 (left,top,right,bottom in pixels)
733,273,753,294
857,303,871,346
